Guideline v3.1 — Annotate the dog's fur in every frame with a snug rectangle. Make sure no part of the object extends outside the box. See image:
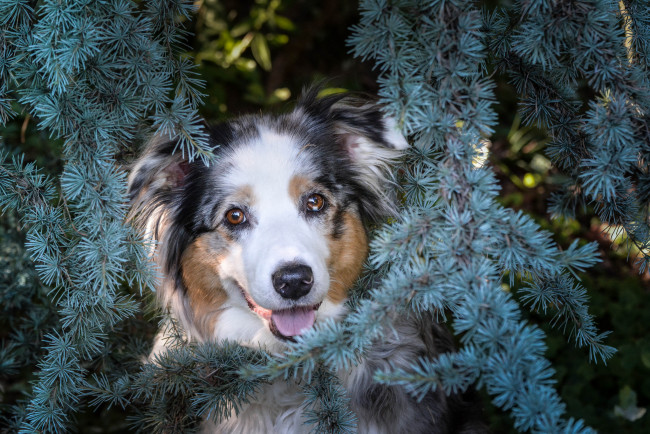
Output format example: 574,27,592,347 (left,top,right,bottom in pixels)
128,88,486,433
